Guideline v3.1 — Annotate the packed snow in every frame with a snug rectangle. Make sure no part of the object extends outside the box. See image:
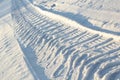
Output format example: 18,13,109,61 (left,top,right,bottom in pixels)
0,0,120,80
35,0,120,35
